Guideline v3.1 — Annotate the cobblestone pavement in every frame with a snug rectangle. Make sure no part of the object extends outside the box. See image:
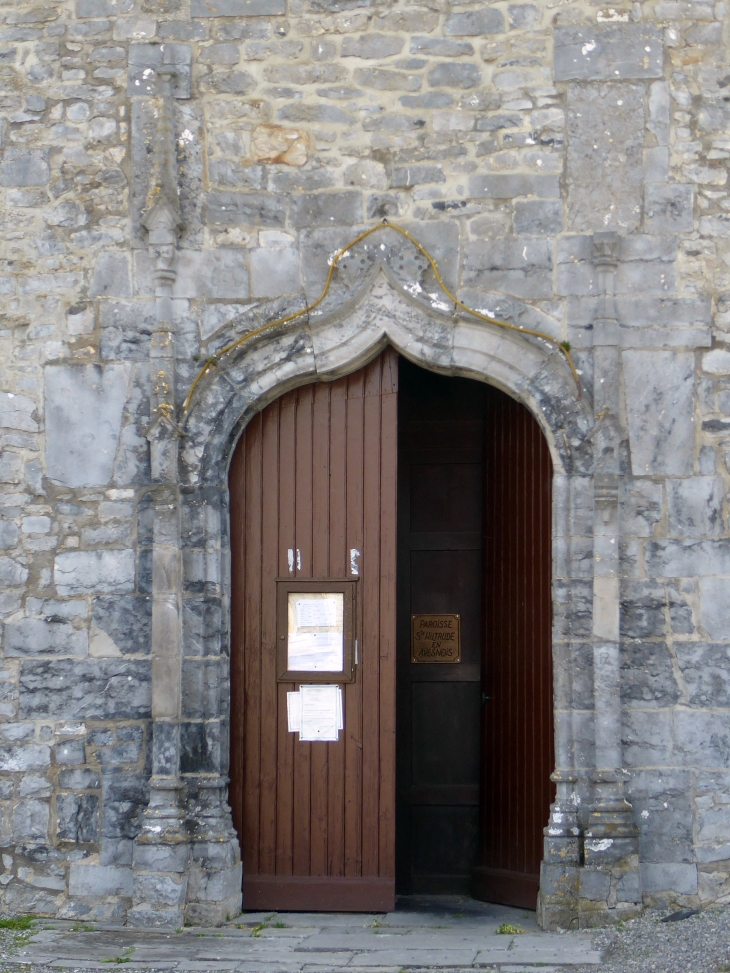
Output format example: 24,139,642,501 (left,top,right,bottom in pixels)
0,898,601,972
573,905,730,973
